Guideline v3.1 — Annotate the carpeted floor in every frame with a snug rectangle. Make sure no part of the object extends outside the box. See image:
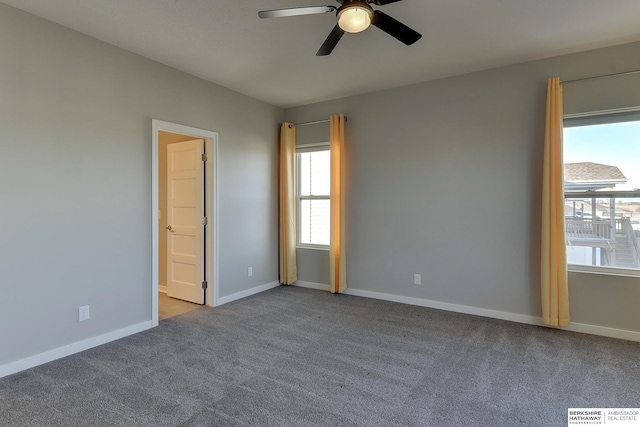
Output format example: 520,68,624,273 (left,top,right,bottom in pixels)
1,286,639,426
